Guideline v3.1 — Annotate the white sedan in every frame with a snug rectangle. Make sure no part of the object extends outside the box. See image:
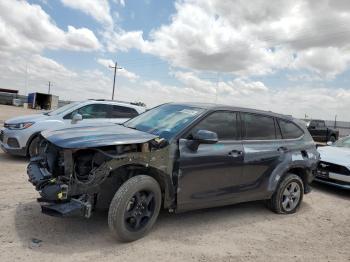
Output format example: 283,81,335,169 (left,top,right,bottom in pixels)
316,137,350,189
